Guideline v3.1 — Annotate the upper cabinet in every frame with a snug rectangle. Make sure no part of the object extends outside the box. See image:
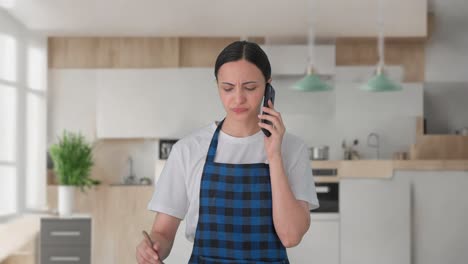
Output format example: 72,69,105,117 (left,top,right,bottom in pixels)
96,68,224,139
